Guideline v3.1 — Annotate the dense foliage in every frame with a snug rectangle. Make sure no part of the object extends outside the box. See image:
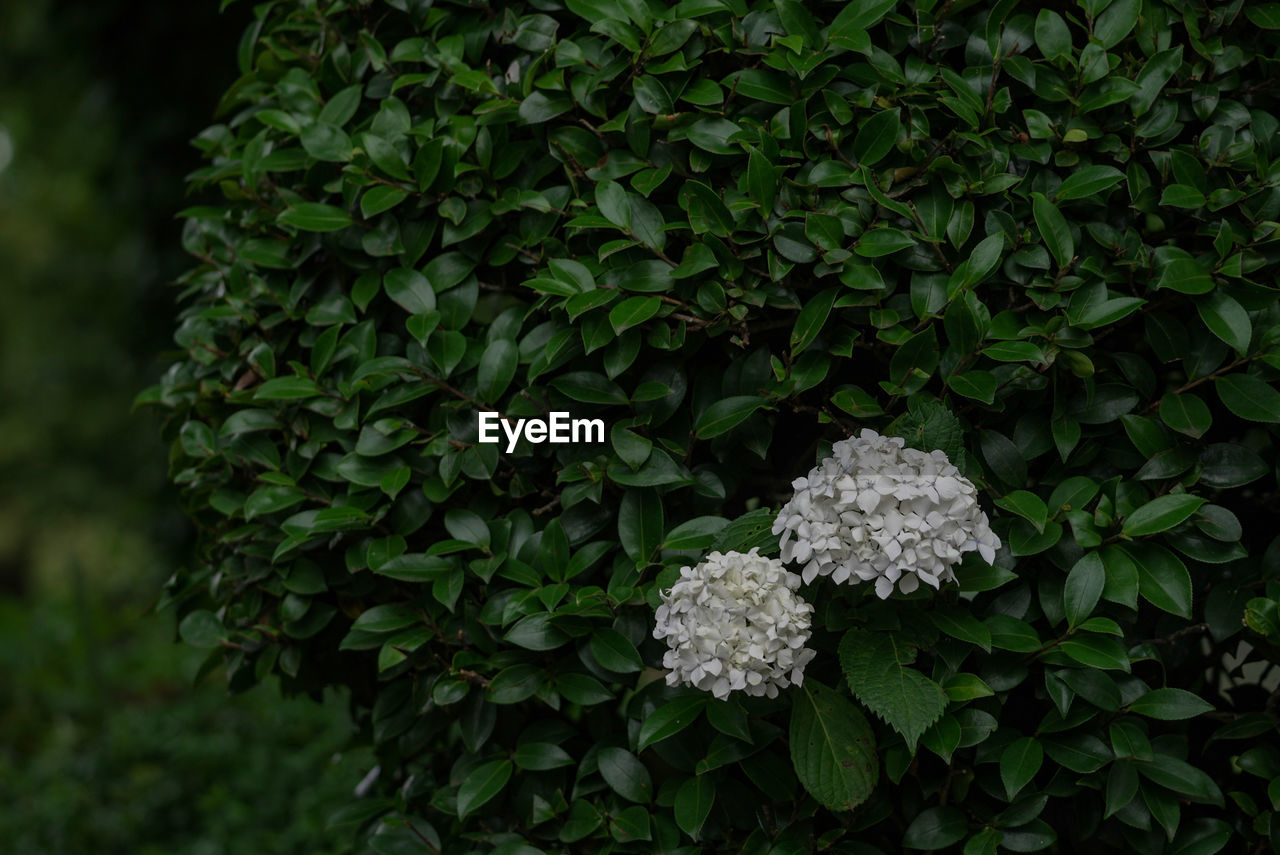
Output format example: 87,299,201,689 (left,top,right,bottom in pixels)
0,595,363,855
1,3,362,852
153,0,1280,852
